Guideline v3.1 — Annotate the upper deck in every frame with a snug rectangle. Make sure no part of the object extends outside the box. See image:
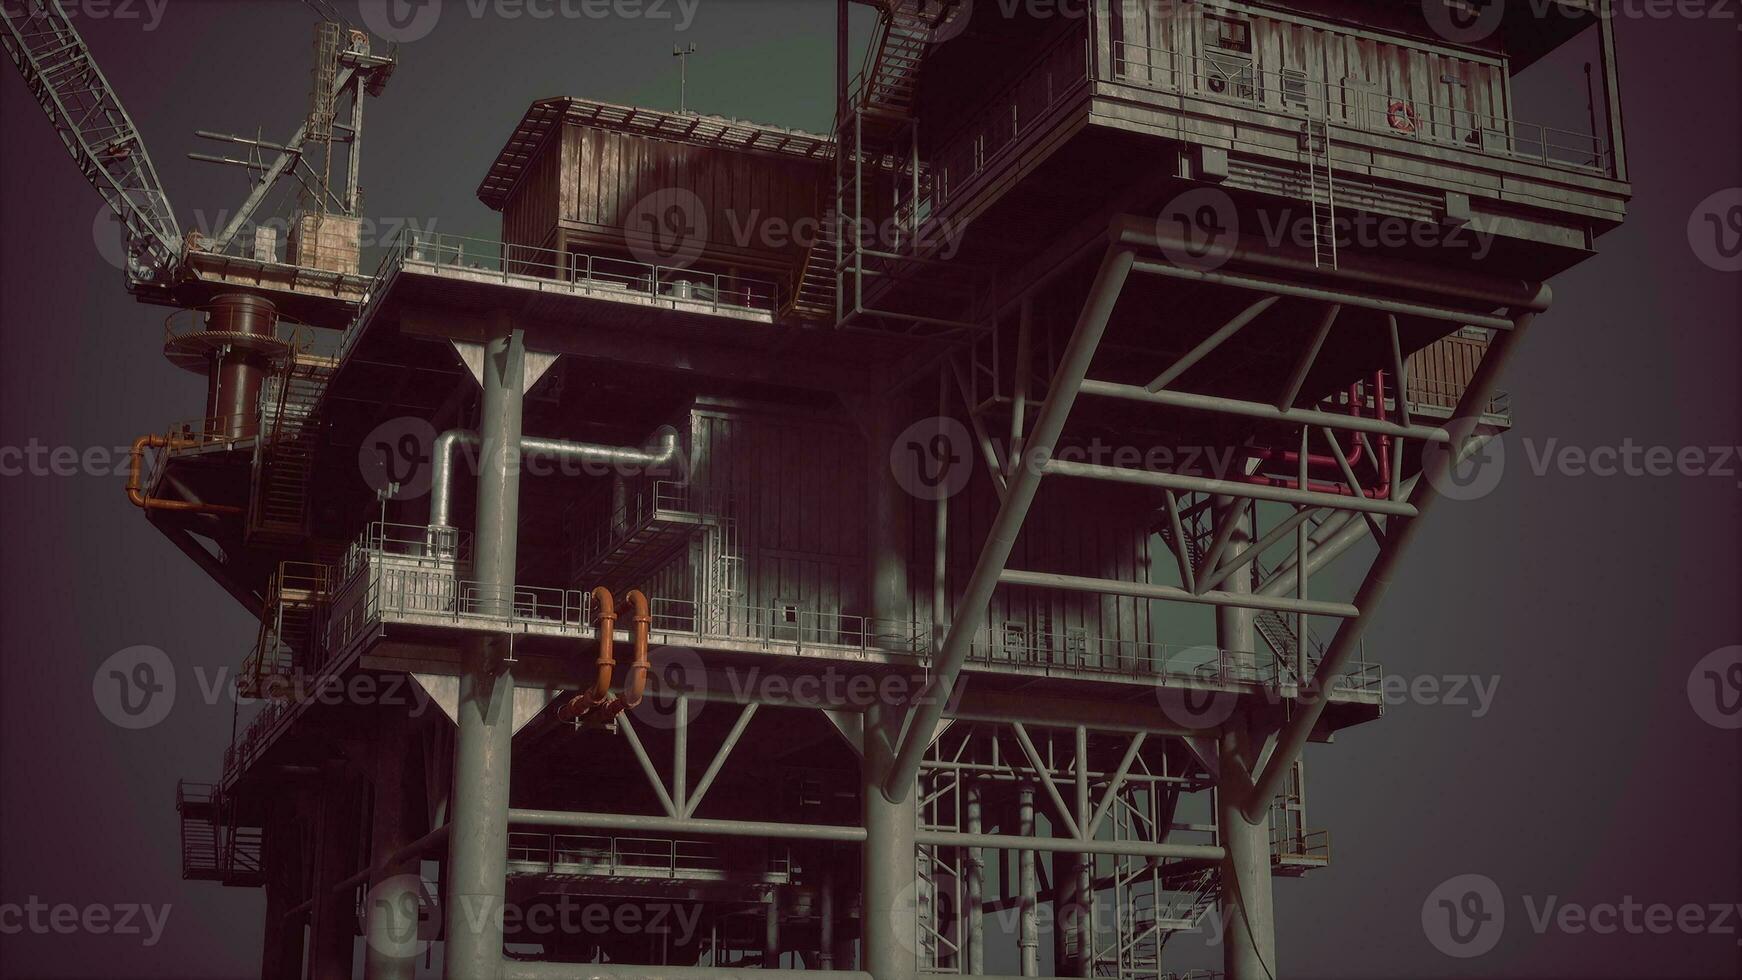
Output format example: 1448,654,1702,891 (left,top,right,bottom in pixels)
895,0,1628,285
